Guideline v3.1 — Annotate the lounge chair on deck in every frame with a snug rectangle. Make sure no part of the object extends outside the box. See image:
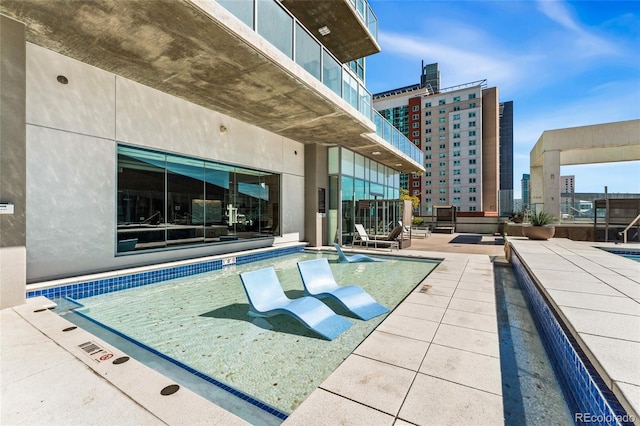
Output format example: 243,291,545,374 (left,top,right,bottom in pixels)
297,258,389,321
239,267,352,340
333,243,383,263
353,224,403,250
